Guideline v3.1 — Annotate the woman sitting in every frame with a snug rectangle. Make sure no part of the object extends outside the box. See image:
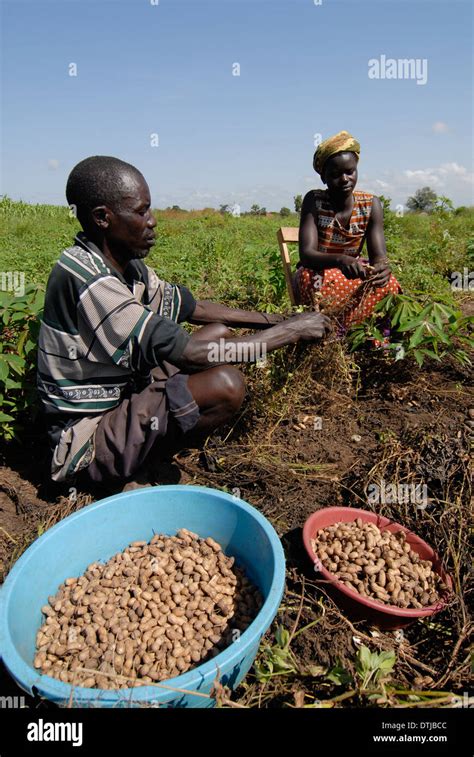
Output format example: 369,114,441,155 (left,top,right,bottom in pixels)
295,130,401,332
